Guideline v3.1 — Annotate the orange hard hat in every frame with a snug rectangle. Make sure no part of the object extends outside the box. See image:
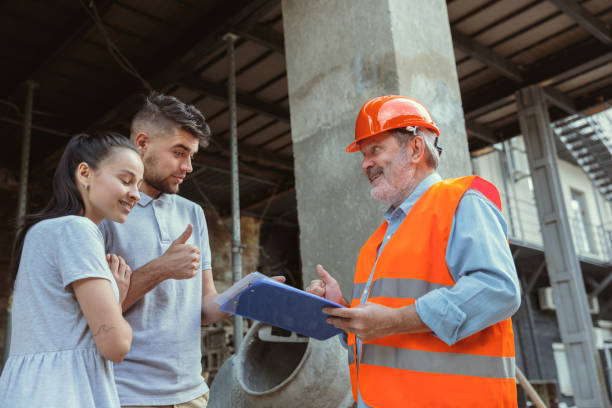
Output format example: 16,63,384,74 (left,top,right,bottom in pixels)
346,95,440,153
